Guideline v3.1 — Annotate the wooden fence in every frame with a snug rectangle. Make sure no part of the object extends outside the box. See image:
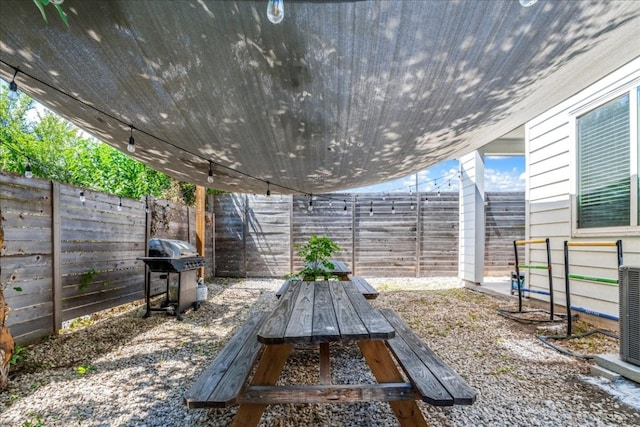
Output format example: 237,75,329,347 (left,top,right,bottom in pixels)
2,170,524,345
1,172,213,344
213,192,525,278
